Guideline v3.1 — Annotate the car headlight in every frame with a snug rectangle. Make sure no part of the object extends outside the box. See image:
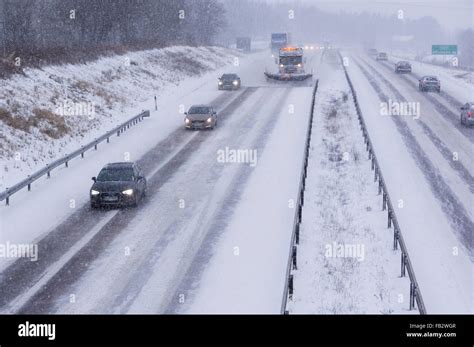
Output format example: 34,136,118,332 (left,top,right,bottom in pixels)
297,63,302,67
280,64,284,68
122,189,134,195
233,80,238,85
91,189,100,196
185,118,191,124
218,81,223,85
206,117,213,123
